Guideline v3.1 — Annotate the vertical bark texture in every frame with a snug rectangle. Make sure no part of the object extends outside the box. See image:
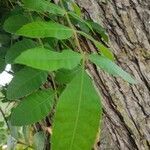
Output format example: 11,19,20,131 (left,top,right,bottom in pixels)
75,0,150,149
